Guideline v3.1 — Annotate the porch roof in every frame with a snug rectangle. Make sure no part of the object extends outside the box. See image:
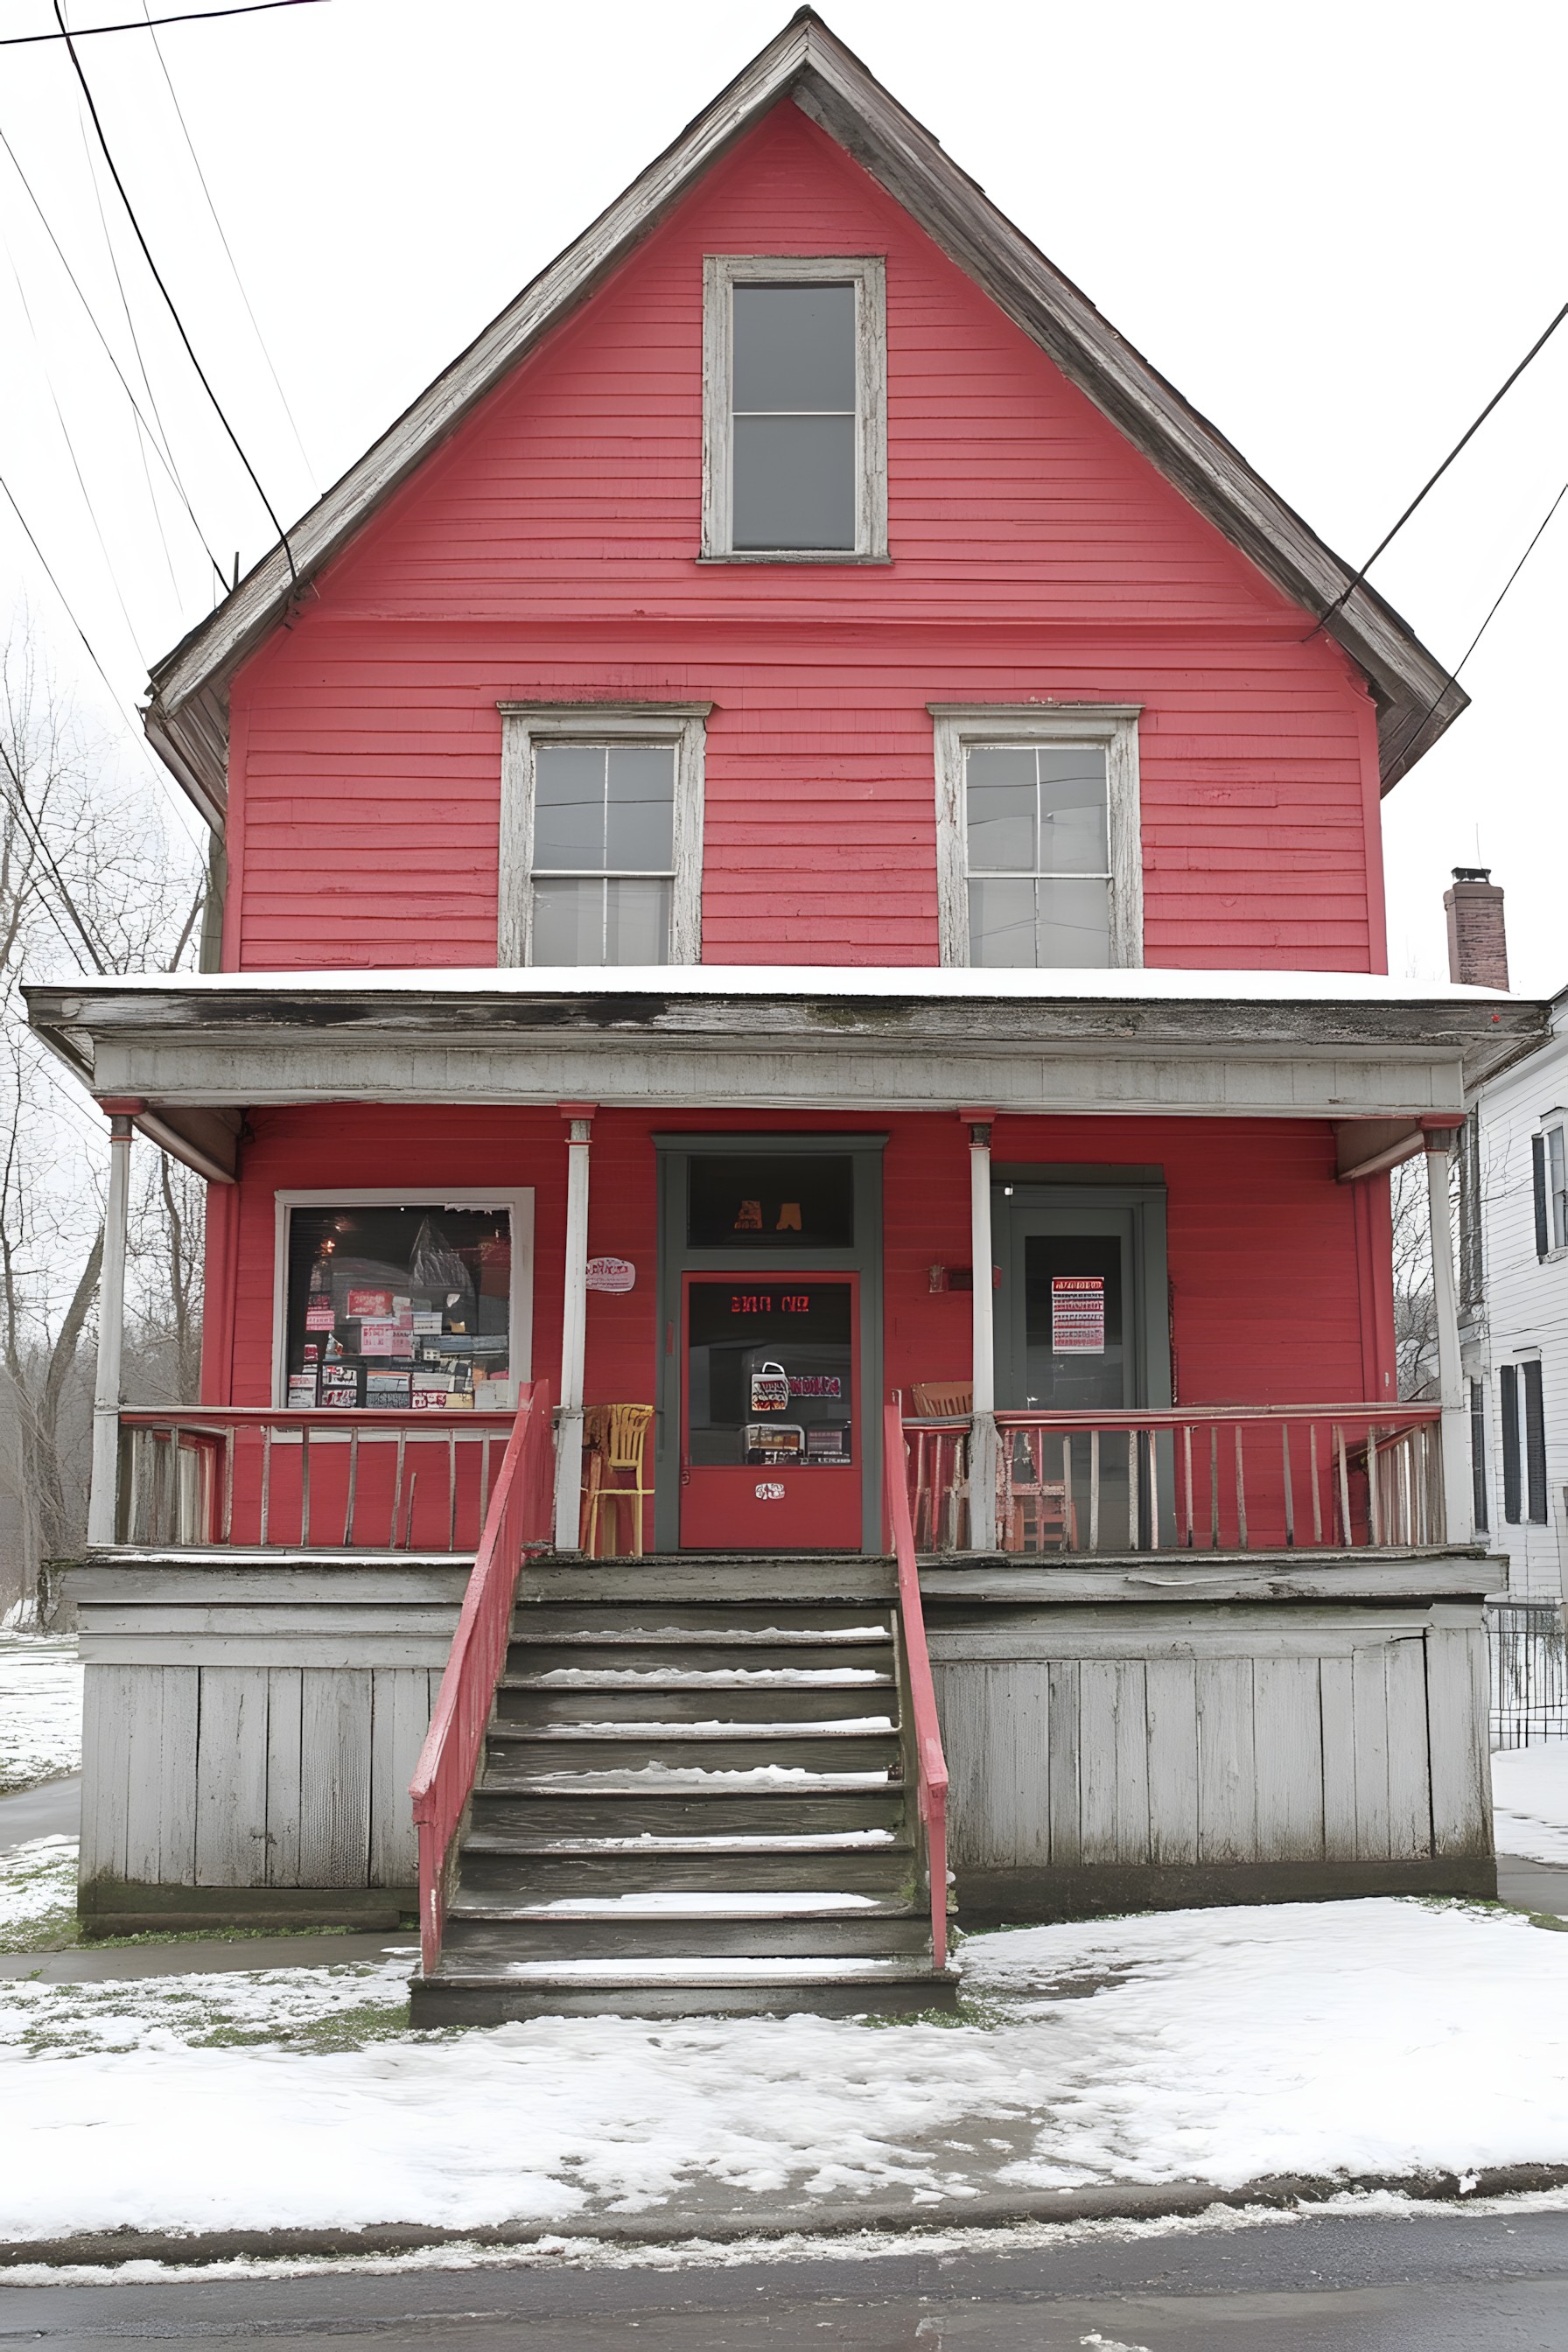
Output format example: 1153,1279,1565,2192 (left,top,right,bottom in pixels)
24,965,1546,1184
